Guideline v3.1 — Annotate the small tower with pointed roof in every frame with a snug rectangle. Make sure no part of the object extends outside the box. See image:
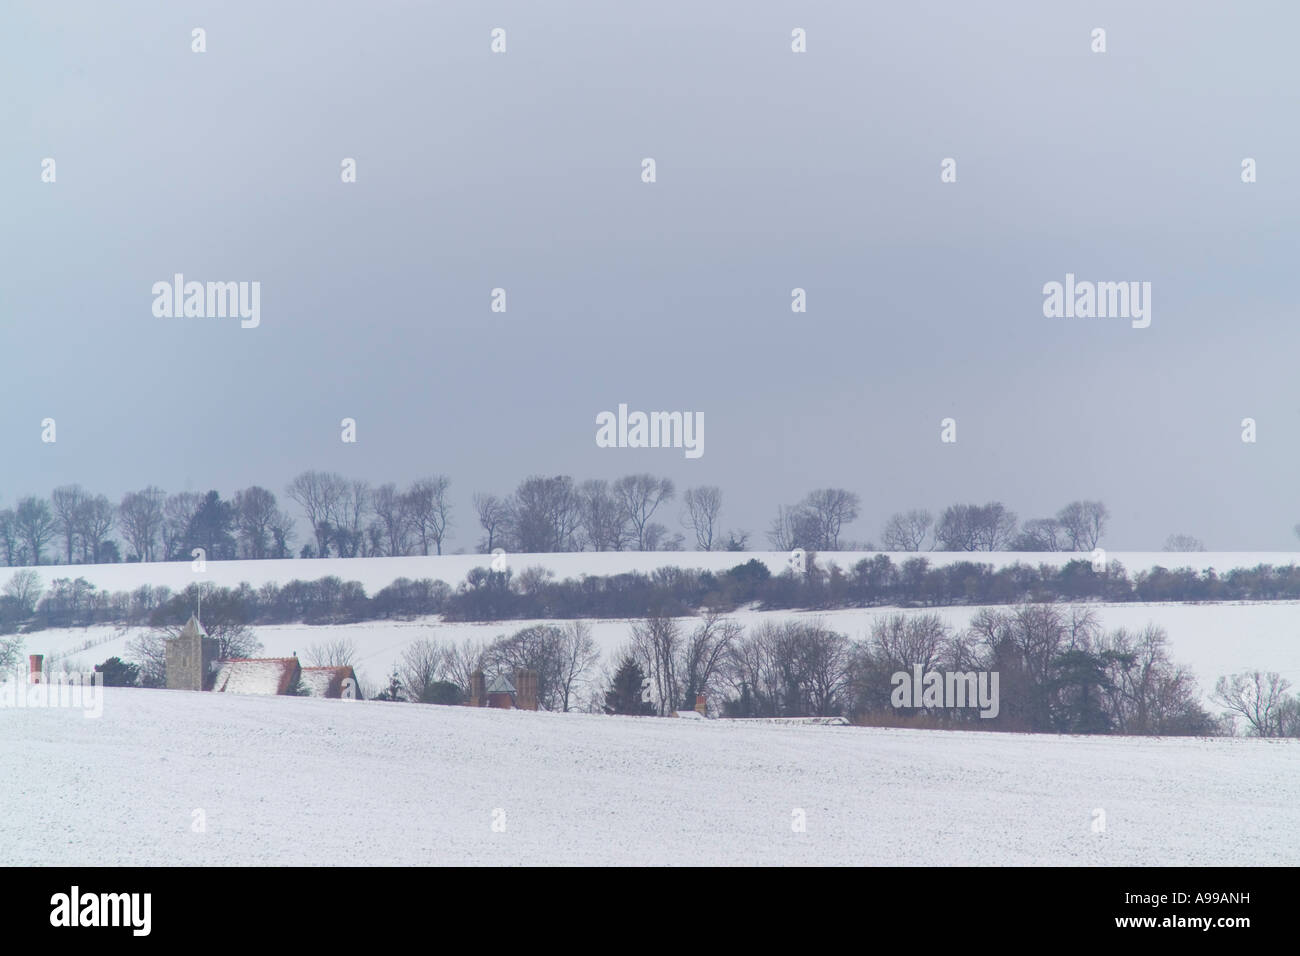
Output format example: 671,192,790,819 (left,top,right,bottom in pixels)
165,614,219,691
